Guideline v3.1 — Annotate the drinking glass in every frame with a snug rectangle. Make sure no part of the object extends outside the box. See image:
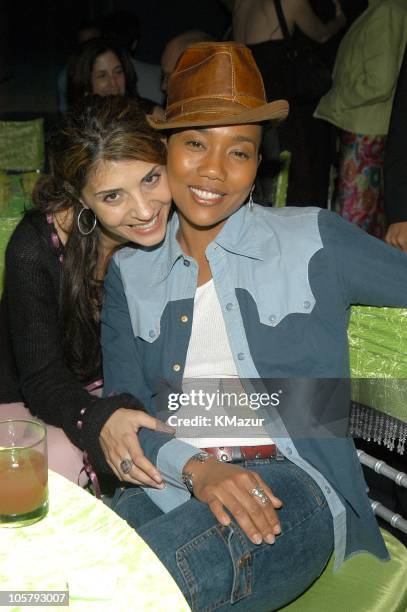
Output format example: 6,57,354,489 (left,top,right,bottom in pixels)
0,420,48,527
